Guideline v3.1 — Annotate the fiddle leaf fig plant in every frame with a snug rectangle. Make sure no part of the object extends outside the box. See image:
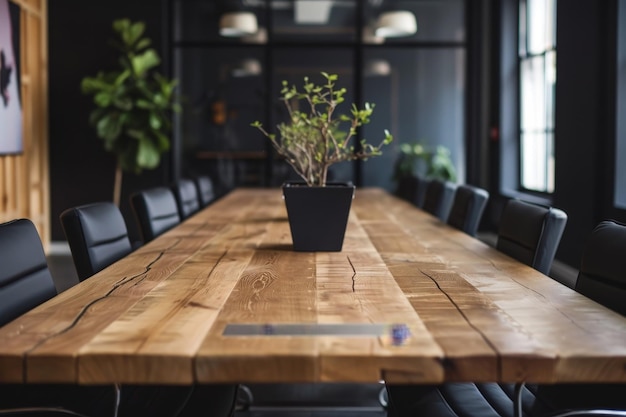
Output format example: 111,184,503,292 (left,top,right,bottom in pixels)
81,19,180,206
252,72,393,187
